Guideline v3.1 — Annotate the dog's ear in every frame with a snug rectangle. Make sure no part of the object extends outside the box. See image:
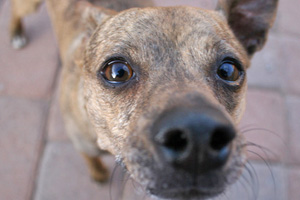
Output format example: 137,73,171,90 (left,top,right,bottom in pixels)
74,2,116,68
216,0,279,57
76,1,116,34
